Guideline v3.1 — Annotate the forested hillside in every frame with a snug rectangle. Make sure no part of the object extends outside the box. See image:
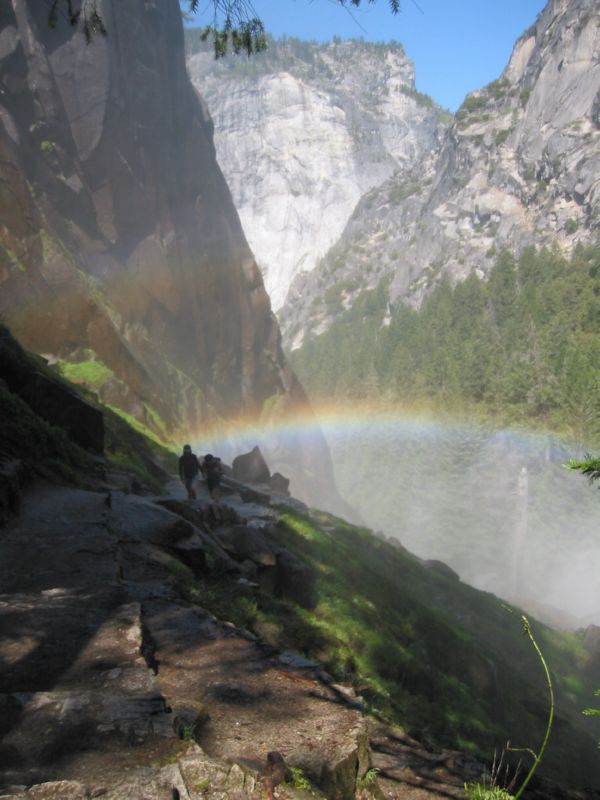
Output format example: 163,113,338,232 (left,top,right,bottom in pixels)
290,244,600,445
